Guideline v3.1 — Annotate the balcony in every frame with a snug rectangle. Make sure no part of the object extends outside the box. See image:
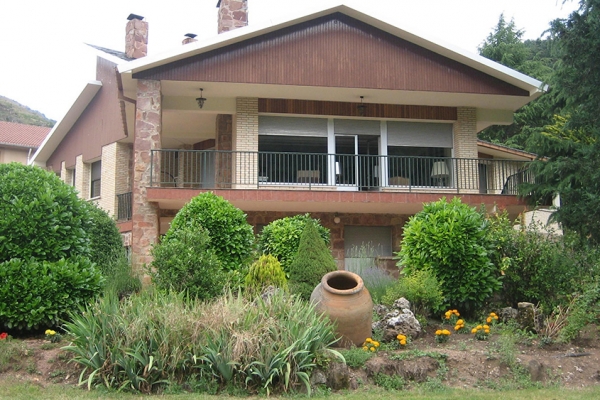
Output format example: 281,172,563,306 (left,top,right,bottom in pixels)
150,149,533,195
